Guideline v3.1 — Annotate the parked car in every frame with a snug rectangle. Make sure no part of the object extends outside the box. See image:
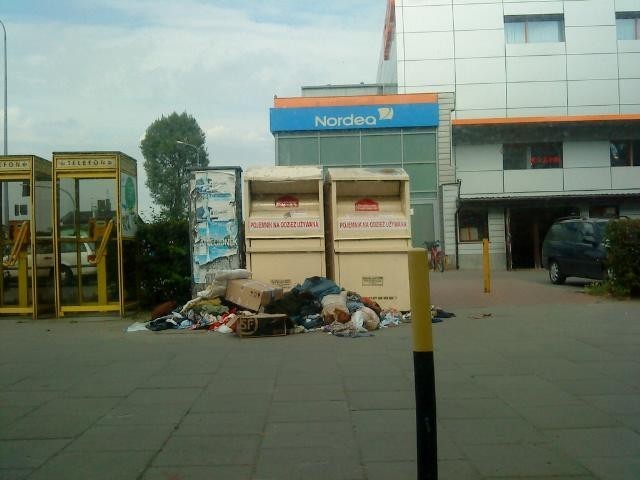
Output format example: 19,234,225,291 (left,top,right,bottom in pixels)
2,241,97,286
541,217,611,284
